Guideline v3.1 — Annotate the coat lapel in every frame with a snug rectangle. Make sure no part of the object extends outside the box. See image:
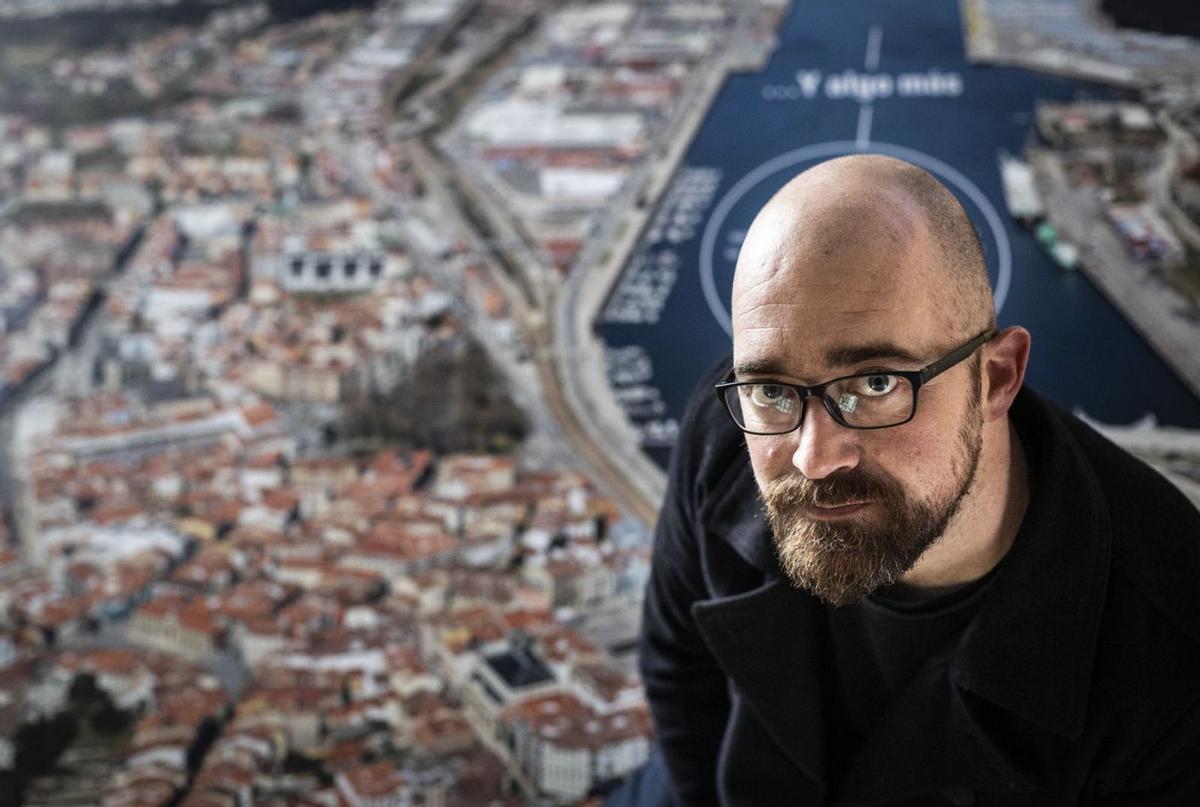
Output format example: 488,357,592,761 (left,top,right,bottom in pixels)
692,582,1045,806
836,654,1041,804
691,578,829,793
